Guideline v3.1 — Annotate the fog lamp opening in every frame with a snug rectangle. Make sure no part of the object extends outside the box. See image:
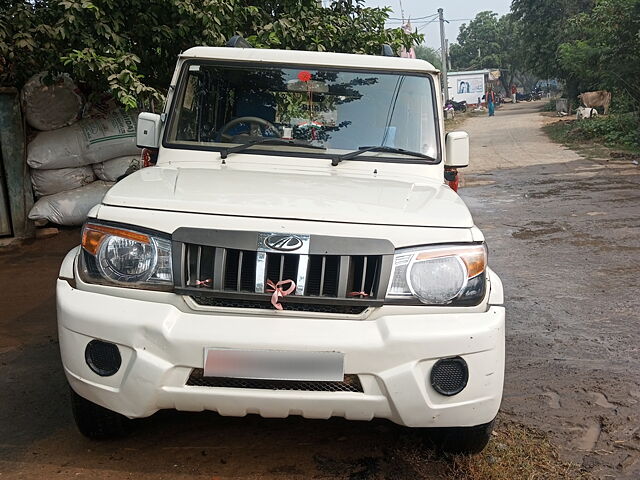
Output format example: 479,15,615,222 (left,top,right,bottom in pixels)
430,356,468,396
85,339,122,377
